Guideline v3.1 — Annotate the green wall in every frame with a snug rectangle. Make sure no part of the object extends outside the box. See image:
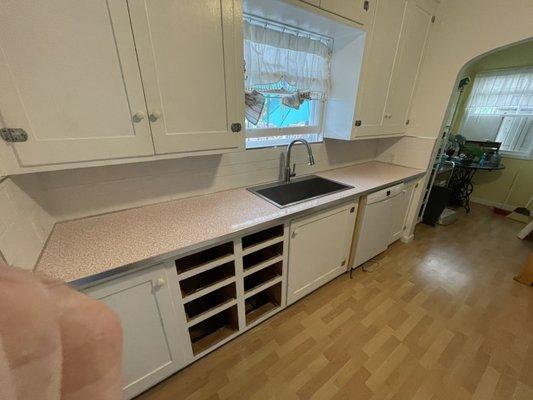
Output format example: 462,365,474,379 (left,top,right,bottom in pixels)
451,40,533,210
